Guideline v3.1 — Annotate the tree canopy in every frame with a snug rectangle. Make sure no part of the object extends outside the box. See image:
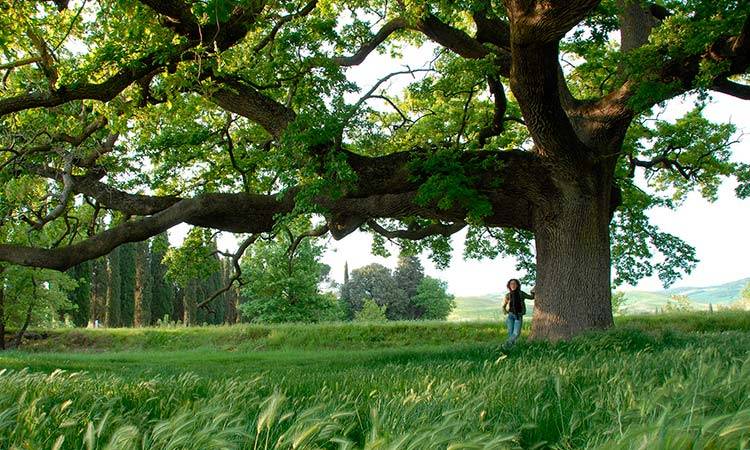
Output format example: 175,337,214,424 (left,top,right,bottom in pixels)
0,0,748,339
